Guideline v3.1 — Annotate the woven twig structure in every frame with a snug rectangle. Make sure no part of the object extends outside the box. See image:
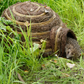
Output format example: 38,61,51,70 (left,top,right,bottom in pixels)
1,1,77,57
